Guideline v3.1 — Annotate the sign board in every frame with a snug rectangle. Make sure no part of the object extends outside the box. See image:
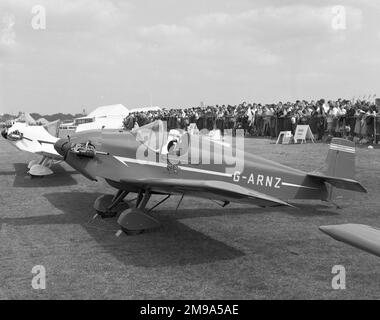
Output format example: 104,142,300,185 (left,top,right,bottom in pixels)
276,131,292,144
293,125,315,144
